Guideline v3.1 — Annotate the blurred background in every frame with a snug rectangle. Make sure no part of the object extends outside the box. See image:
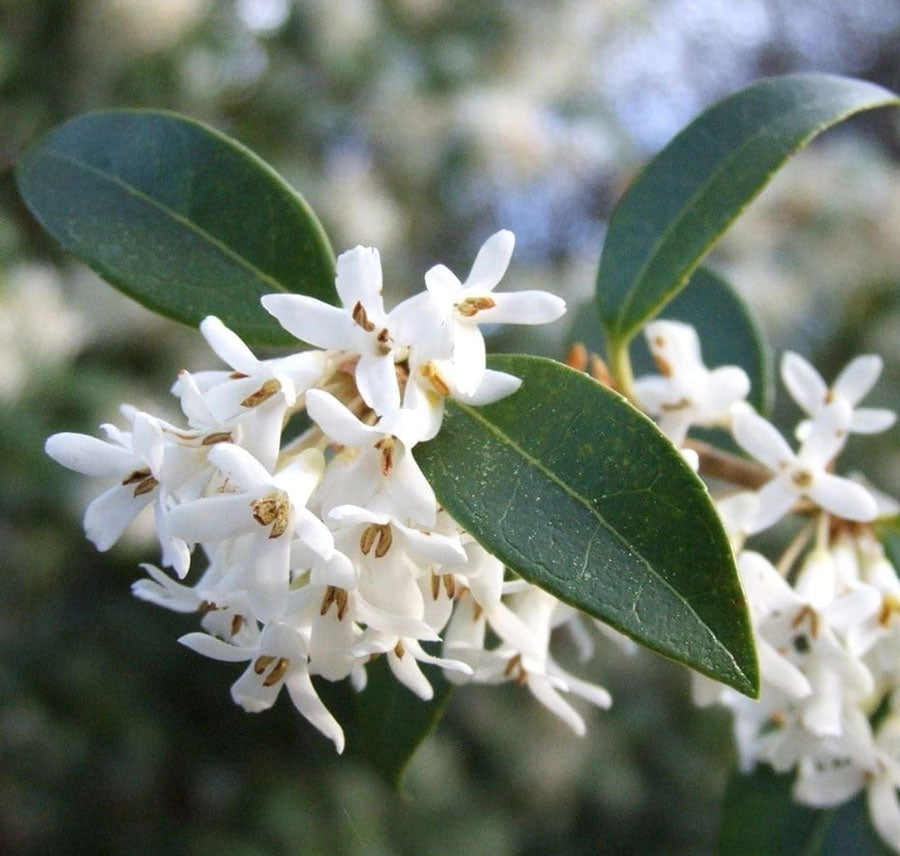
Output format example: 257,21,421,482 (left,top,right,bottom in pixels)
3,1,900,853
